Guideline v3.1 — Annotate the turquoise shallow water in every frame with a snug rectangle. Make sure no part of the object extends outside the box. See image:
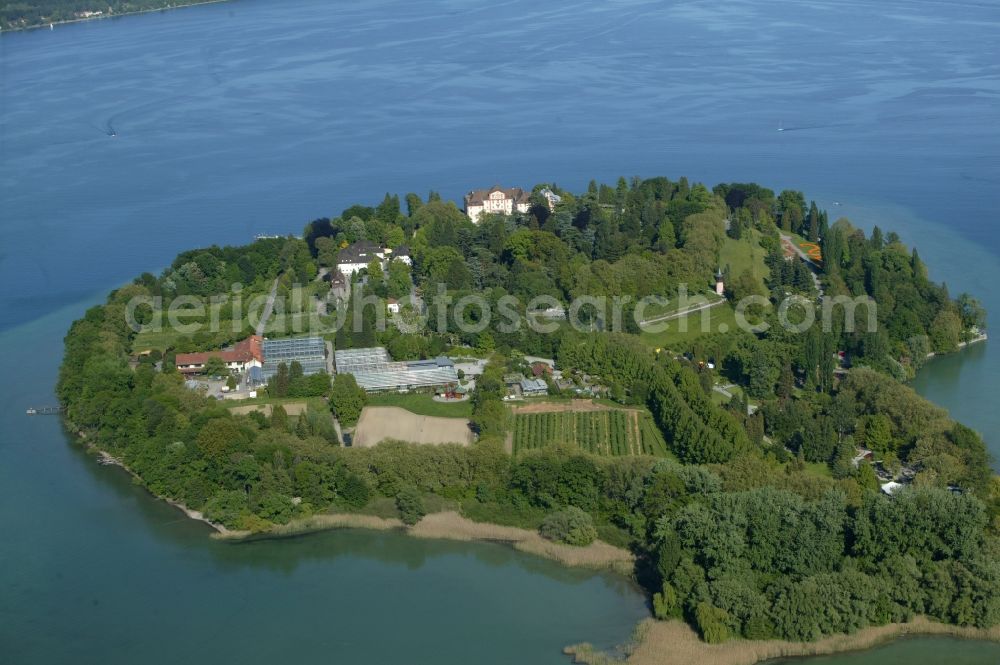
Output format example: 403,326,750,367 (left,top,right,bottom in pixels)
1,0,999,662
